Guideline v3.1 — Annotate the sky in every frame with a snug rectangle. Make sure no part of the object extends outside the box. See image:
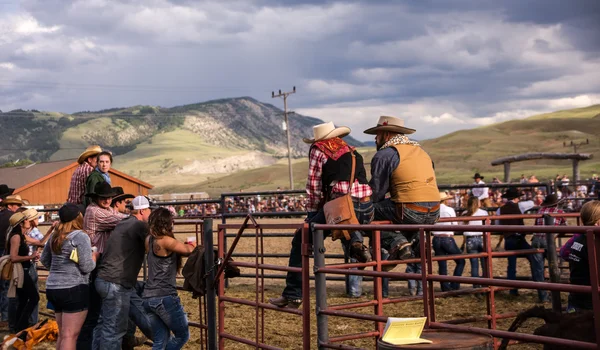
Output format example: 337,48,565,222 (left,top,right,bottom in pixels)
1,0,599,142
